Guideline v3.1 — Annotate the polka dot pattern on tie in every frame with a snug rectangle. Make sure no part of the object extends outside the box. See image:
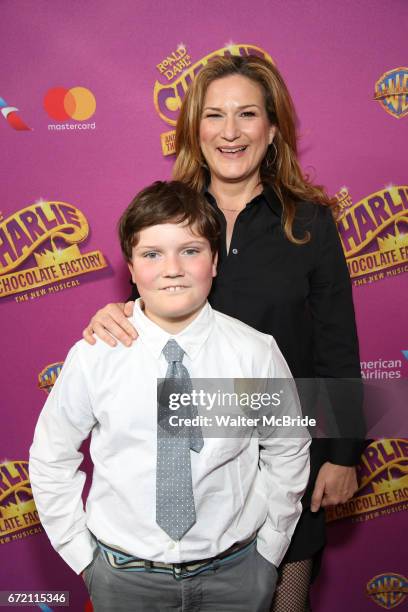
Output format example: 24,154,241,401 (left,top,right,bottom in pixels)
156,339,203,541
